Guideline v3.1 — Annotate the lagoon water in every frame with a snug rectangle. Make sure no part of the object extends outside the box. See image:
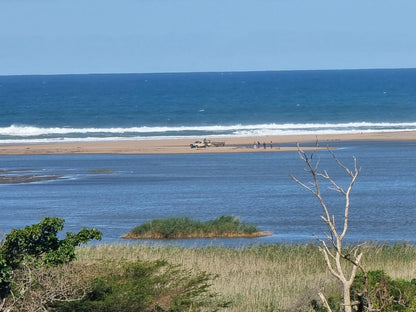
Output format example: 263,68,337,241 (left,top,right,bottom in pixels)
1,140,415,246
0,69,416,245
